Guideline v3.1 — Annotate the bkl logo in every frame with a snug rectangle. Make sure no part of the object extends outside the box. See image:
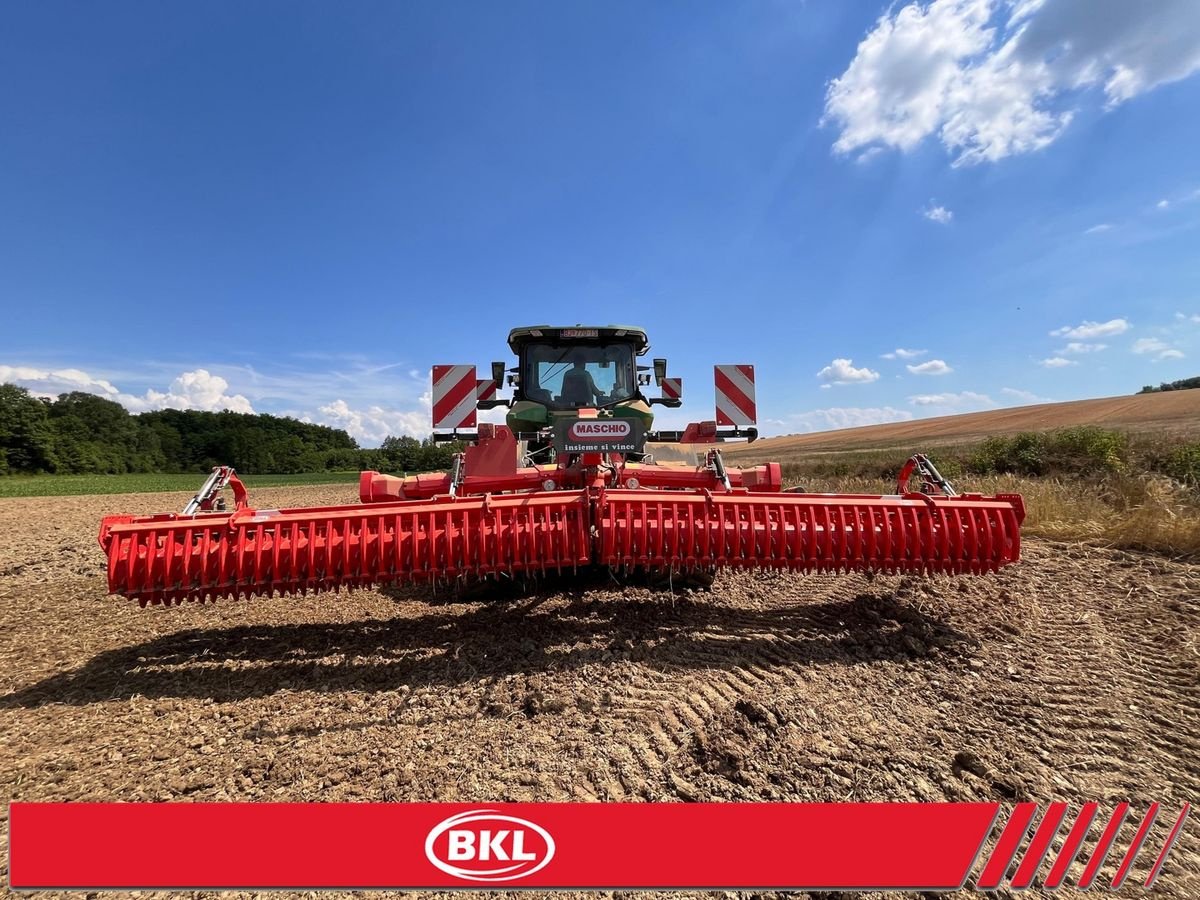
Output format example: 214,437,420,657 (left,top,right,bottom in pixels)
569,420,631,440
425,809,555,882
